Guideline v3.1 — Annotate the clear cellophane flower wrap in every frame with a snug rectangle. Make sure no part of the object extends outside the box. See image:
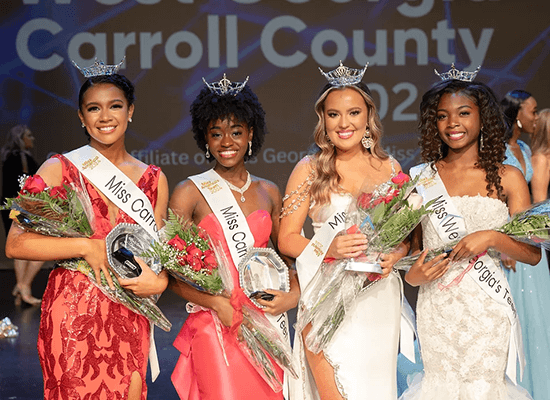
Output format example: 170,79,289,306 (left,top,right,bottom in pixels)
394,199,550,270
297,172,434,354
2,174,172,332
143,211,299,392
